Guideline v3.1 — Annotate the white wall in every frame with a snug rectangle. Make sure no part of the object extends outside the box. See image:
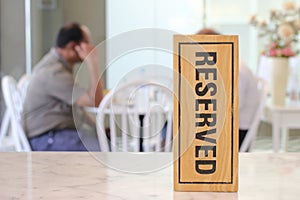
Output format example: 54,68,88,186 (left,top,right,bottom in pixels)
106,0,203,88
0,0,26,79
106,0,263,88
